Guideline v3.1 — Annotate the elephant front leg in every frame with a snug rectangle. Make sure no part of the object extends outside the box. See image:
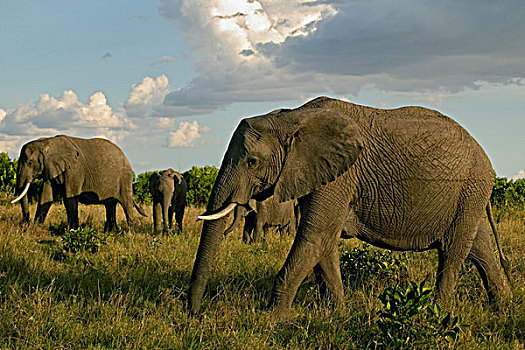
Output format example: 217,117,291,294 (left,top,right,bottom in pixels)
35,202,52,224
63,197,79,230
269,190,347,320
175,209,184,234
152,200,163,233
